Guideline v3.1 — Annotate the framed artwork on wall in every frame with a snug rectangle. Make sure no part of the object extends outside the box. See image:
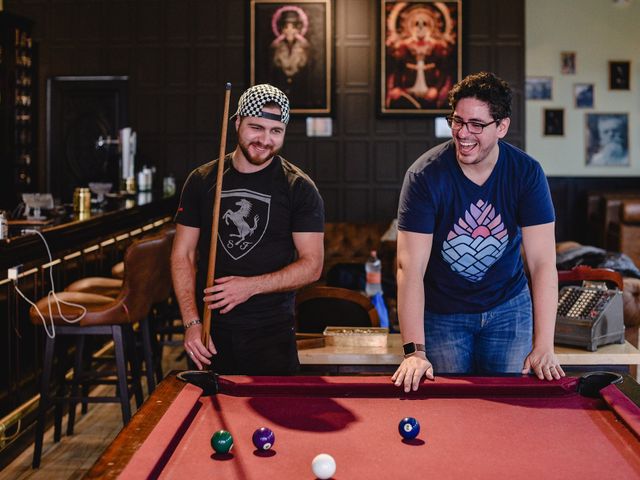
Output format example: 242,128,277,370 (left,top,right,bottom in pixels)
379,0,462,116
543,108,564,136
609,61,630,90
573,83,594,108
525,77,552,100
250,0,333,115
585,113,629,166
561,52,576,74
